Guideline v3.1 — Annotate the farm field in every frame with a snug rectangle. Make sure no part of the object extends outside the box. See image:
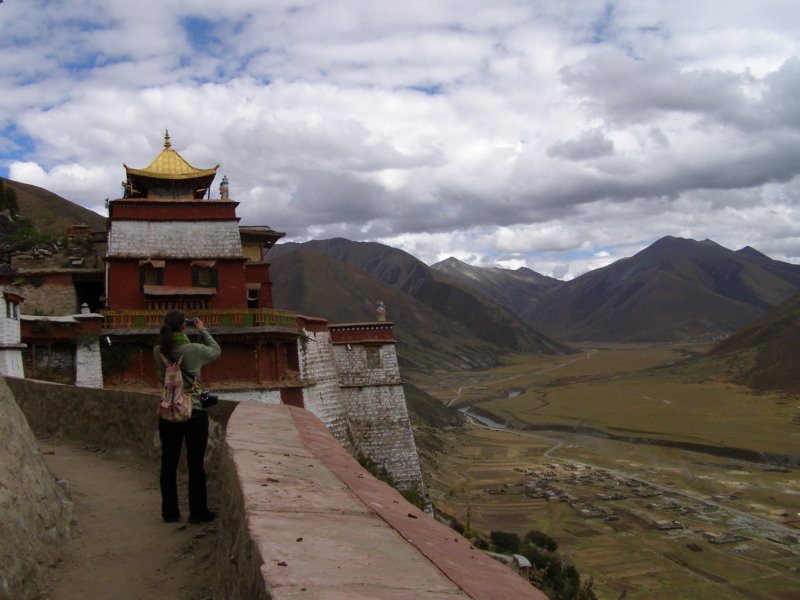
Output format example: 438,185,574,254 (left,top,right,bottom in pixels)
410,344,800,600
